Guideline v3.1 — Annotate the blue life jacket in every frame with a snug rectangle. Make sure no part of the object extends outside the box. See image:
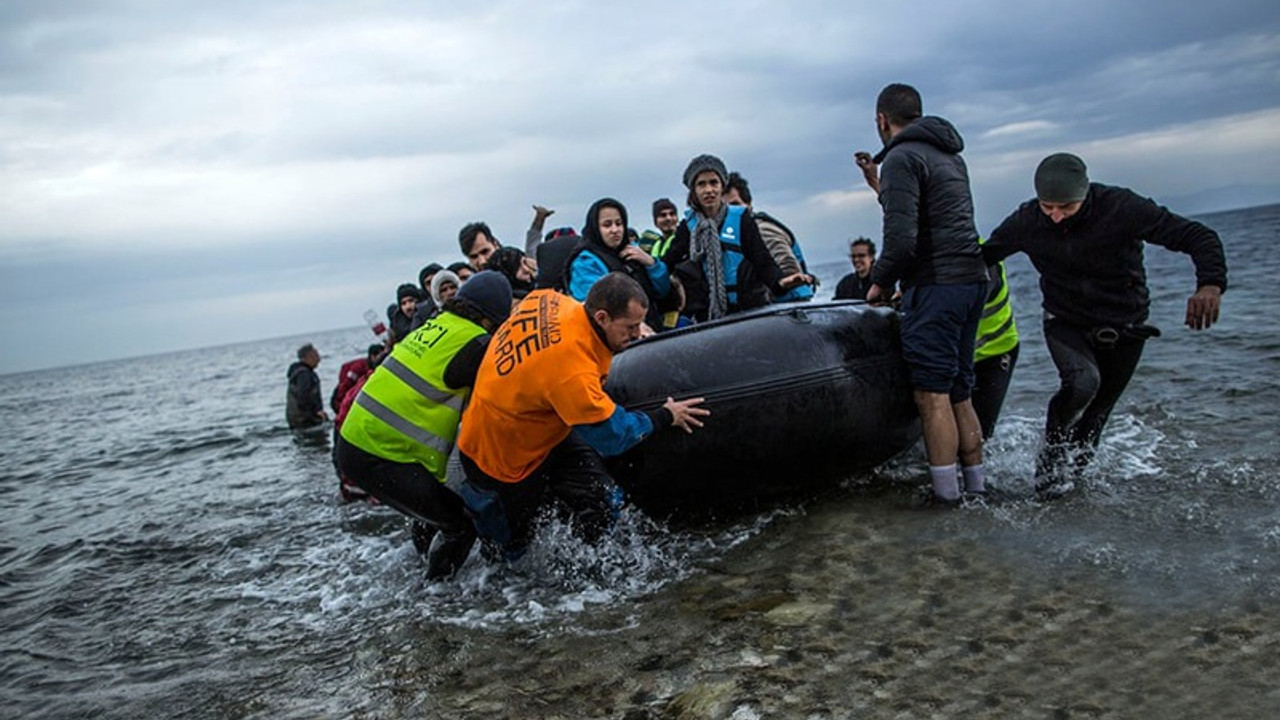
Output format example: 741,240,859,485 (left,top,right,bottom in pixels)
755,211,813,302
684,205,748,306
